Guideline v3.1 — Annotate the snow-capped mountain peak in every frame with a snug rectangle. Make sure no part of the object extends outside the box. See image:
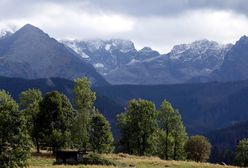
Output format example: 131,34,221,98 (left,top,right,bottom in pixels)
169,39,231,61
